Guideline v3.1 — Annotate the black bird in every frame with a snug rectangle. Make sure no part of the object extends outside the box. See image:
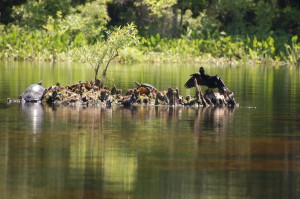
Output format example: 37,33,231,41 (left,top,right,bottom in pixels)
184,67,204,88
184,67,226,91
121,93,136,107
